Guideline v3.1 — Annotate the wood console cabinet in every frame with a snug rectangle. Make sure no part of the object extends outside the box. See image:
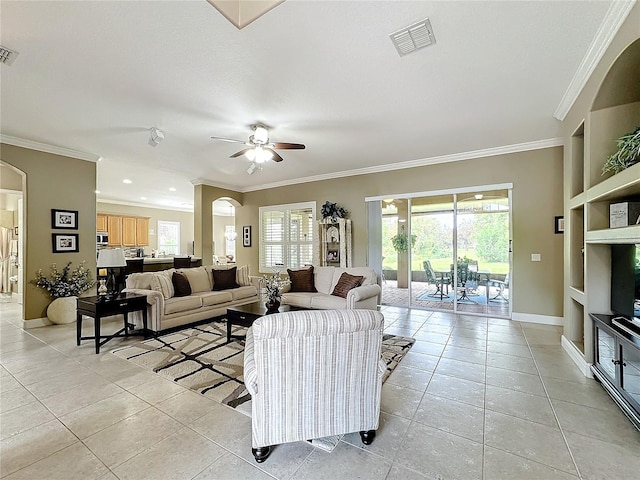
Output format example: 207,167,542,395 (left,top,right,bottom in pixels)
590,313,640,430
